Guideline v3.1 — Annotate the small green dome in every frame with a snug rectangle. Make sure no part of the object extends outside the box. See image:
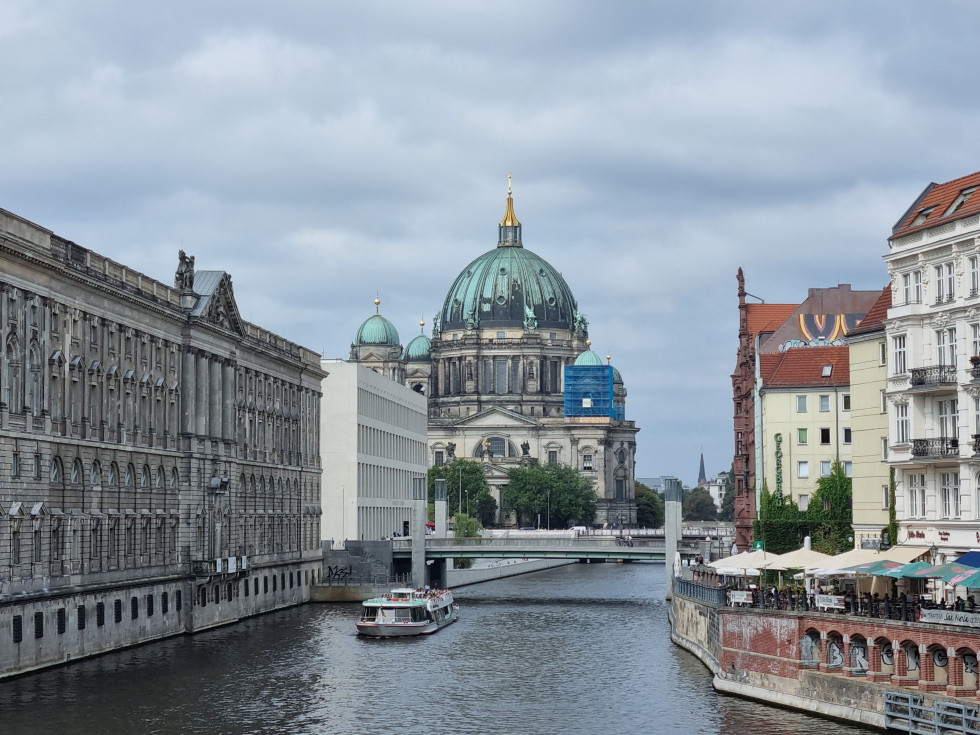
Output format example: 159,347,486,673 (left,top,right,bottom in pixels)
355,298,400,346
574,349,603,366
405,333,431,362
612,366,626,397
